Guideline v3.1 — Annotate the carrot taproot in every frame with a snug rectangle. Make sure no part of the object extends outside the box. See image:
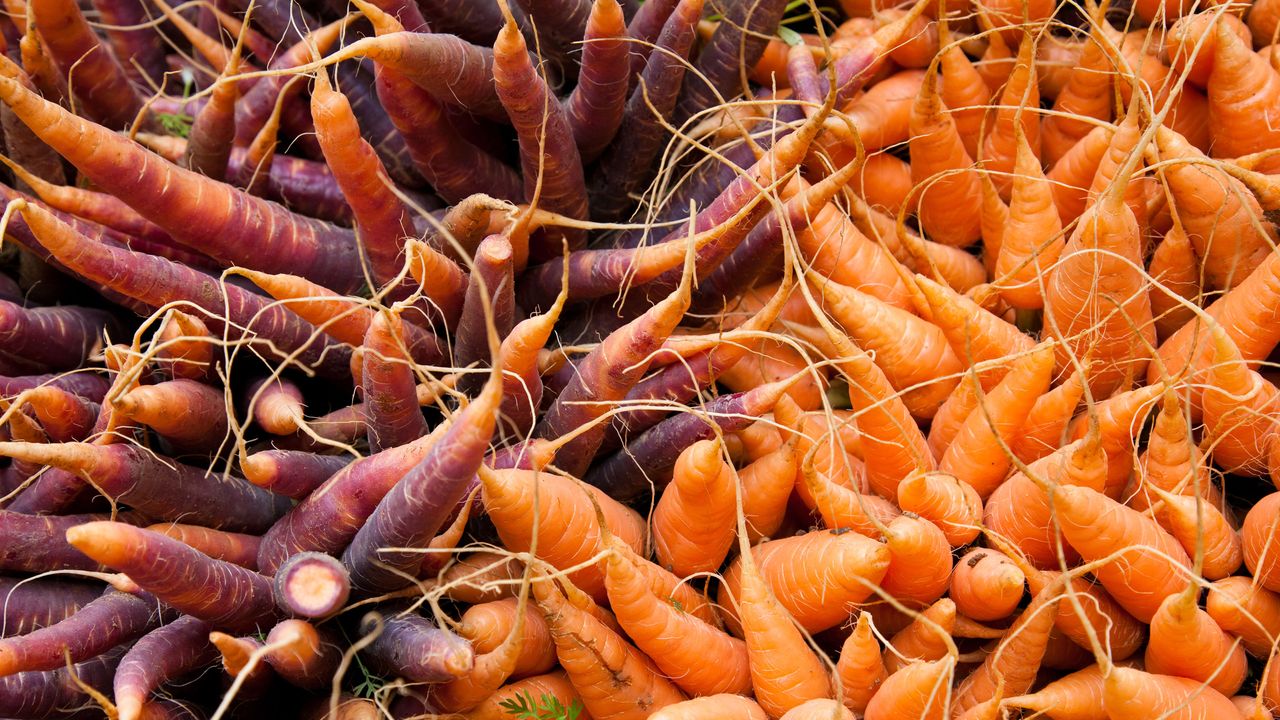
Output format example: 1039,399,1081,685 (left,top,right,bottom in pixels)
826,70,925,156
1148,223,1202,341
652,439,736,578
950,548,1026,622
646,695,766,720
360,310,429,455
145,524,261,571
1207,576,1280,658
896,471,982,547
114,616,215,720
182,57,238,182
261,619,341,691
563,0,629,164
911,274,1034,372
1145,586,1248,696
458,598,556,680
152,311,214,382
110,379,227,455
1210,20,1280,172
1242,492,1280,592
1103,666,1244,718
66,522,278,632
863,658,953,720
836,612,886,714
879,512,953,607
1003,663,1108,720
0,577,101,638
0,648,119,719
1041,18,1113,167
674,0,784,122
952,581,1062,714
883,598,956,675
908,66,982,248
358,609,474,684
0,588,161,676
981,36,1039,197
460,671,586,720
1201,326,1280,476
740,434,799,543
454,234,515,391
28,0,143,128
